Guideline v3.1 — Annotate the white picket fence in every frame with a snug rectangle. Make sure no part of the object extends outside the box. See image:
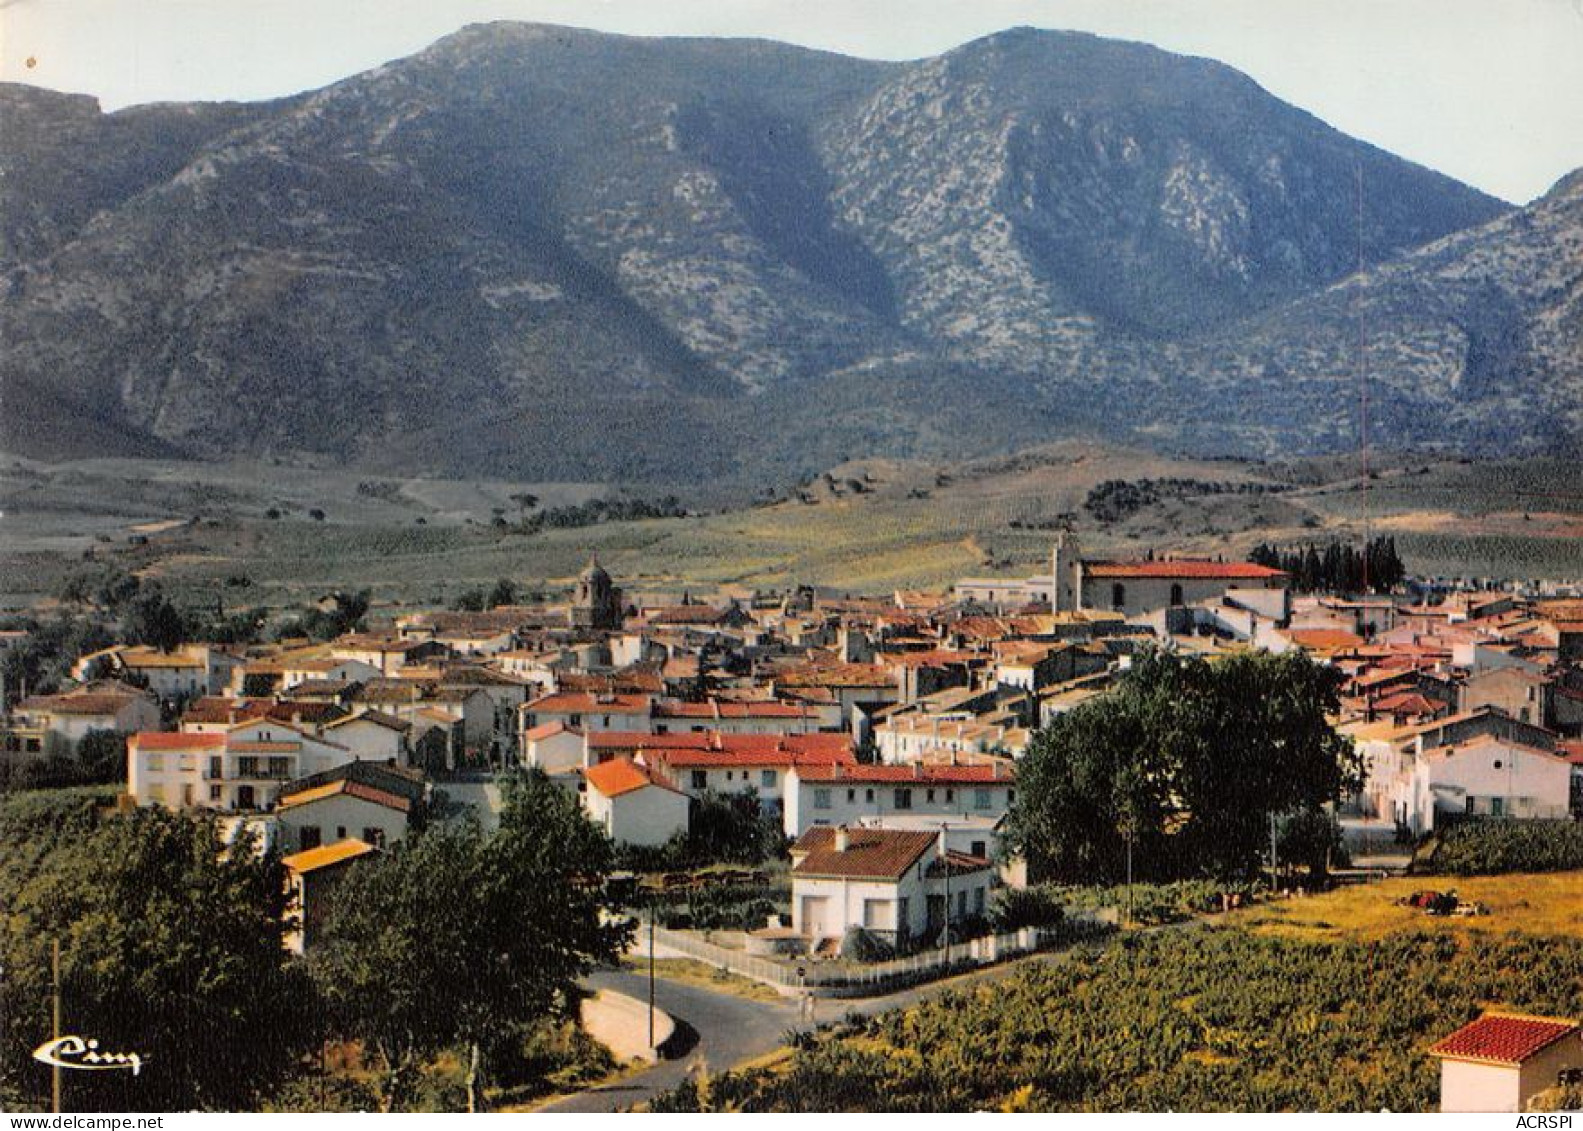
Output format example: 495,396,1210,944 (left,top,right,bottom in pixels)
650,923,1058,996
